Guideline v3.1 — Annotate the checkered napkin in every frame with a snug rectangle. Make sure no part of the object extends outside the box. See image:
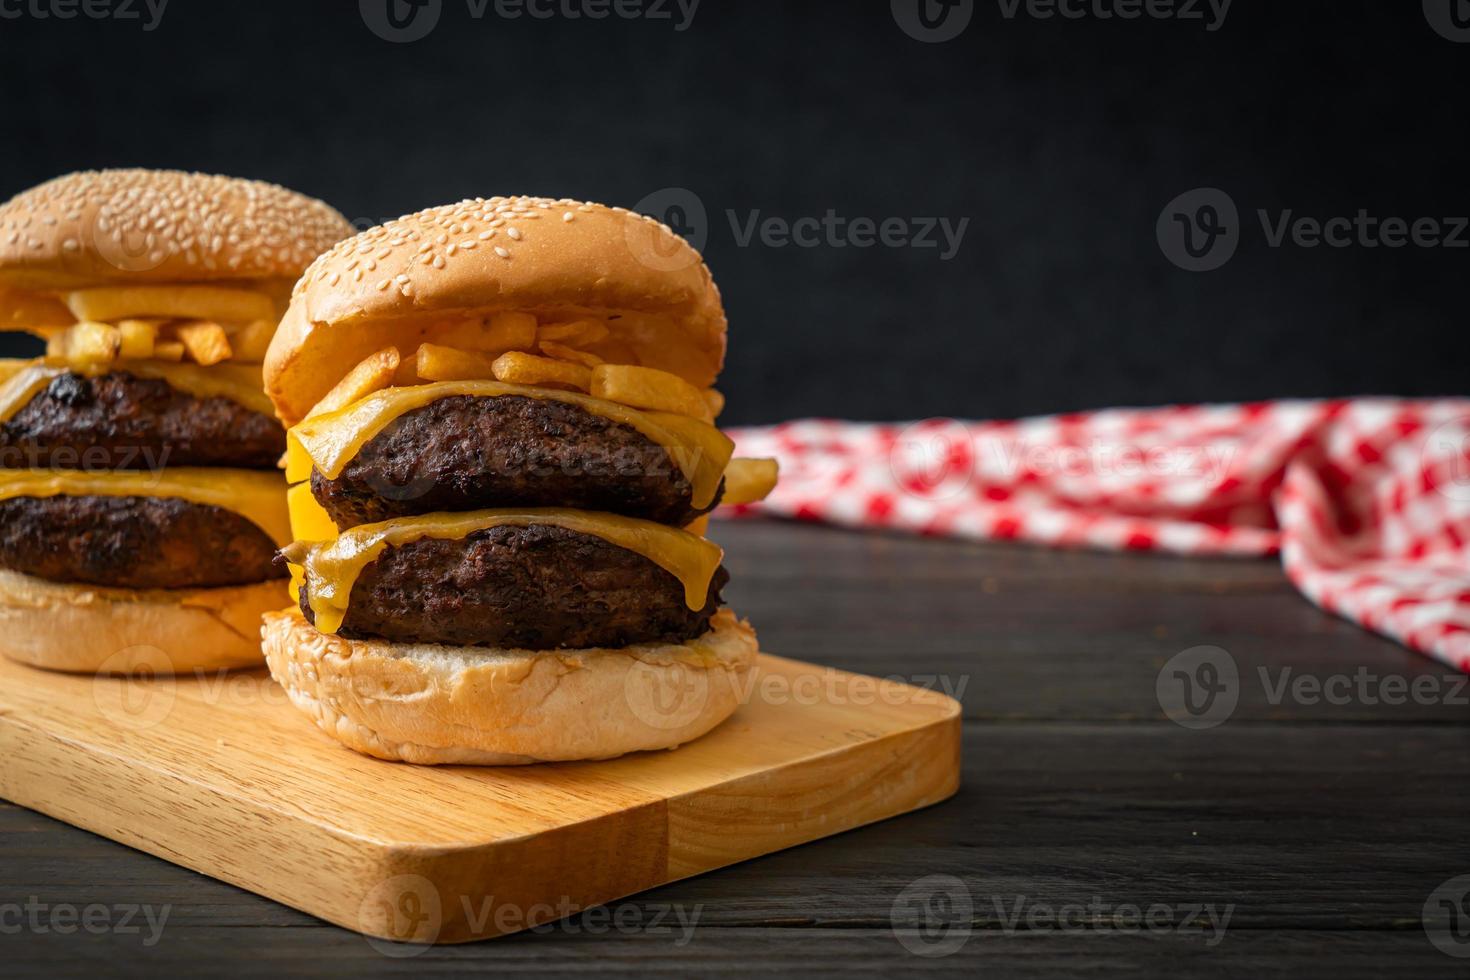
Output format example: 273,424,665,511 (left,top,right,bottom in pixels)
722,400,1470,672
